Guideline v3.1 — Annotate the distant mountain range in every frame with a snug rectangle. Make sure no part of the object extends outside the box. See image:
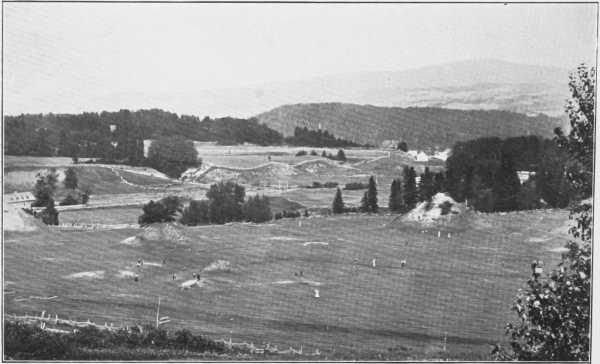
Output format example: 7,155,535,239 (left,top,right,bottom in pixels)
107,59,571,118
256,103,564,149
